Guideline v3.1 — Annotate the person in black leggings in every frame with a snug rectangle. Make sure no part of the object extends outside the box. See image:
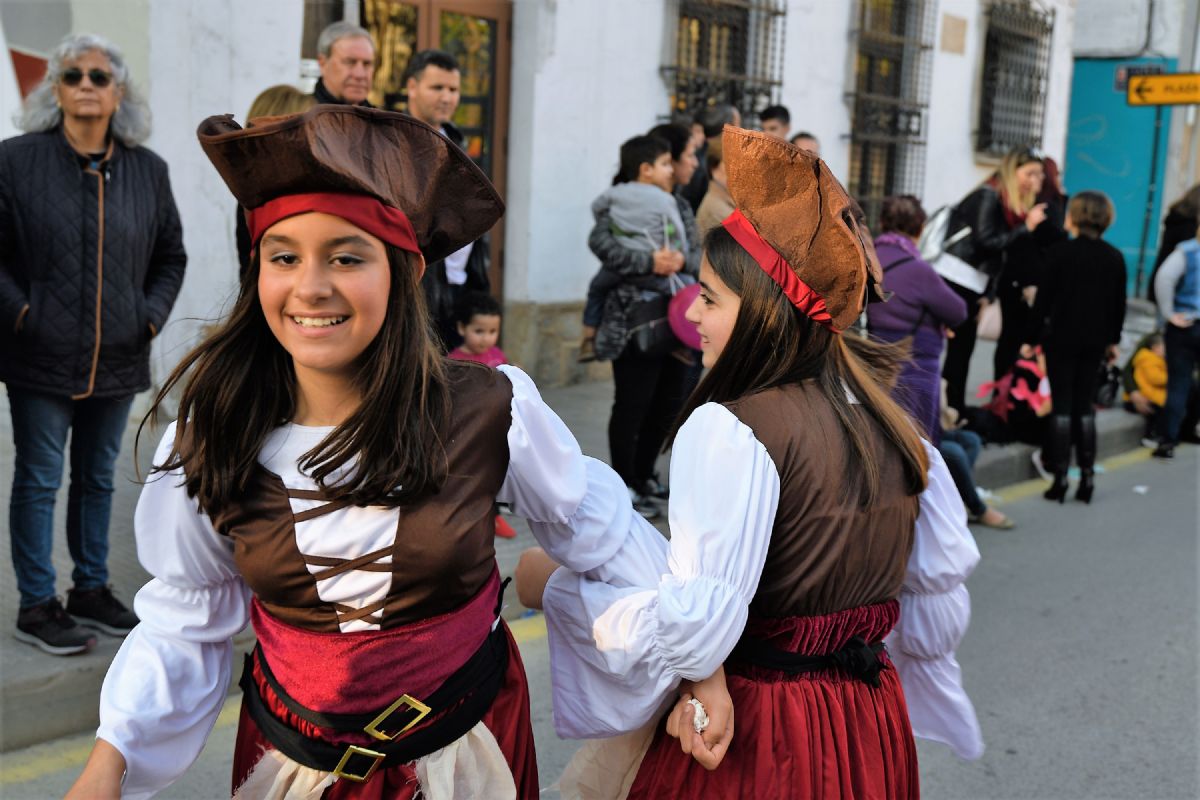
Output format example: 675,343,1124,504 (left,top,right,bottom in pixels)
1023,191,1126,503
